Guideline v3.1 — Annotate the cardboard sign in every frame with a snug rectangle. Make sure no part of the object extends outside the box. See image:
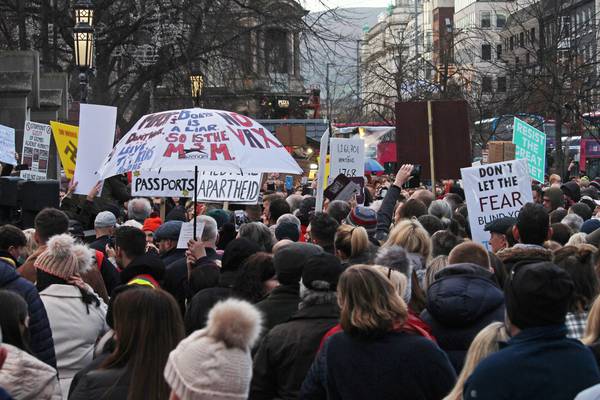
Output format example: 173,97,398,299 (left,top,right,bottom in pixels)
20,121,51,181
513,117,546,182
328,138,365,184
50,121,79,179
0,124,17,165
74,104,117,195
132,170,261,203
461,159,533,249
